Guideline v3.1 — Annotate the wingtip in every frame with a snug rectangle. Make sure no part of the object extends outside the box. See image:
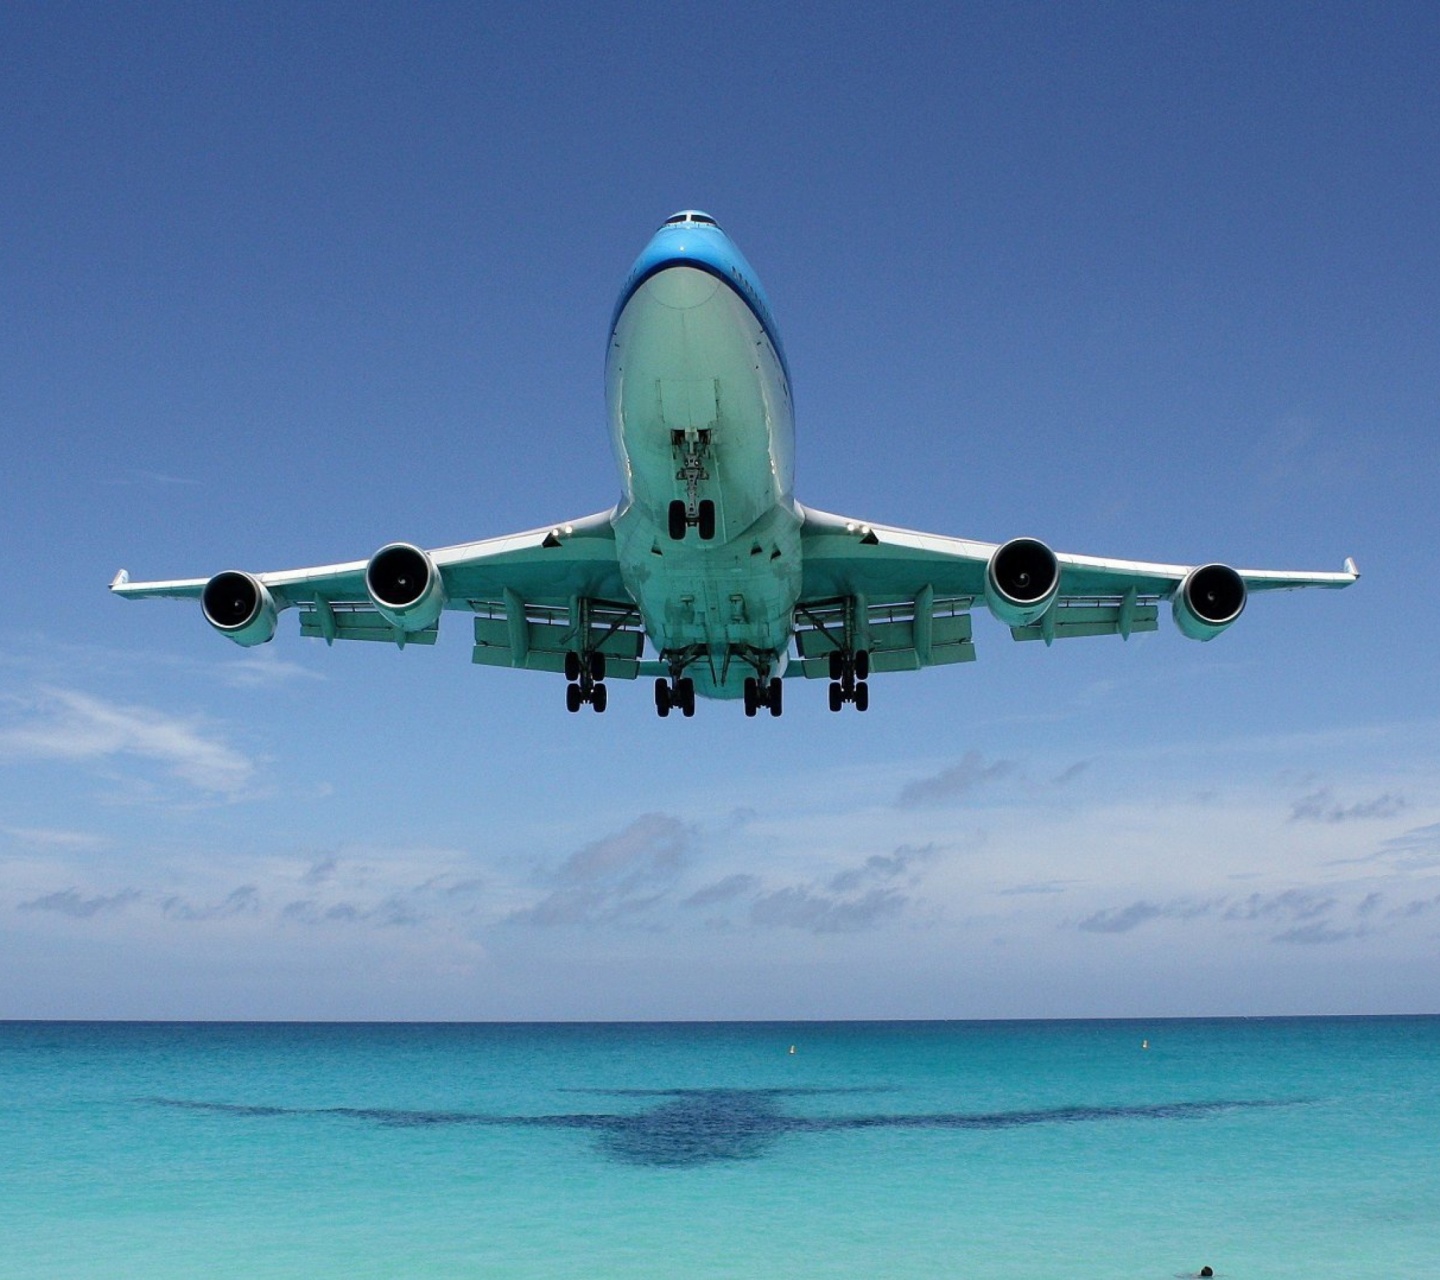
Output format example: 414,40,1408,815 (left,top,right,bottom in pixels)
1344,556,1360,579
110,569,130,591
